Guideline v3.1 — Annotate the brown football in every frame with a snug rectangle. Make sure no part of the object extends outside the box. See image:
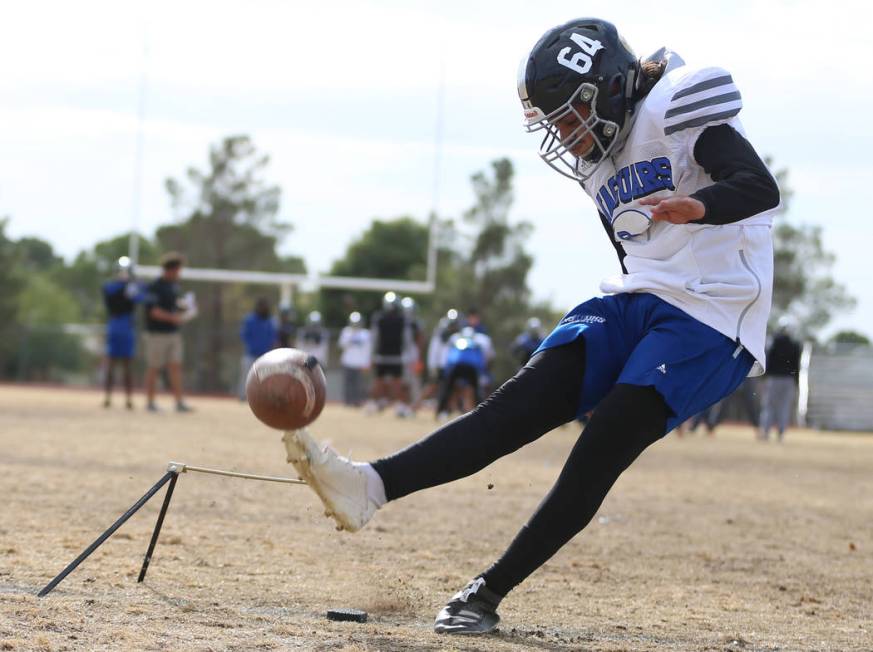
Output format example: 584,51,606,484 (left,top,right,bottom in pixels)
245,348,327,430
